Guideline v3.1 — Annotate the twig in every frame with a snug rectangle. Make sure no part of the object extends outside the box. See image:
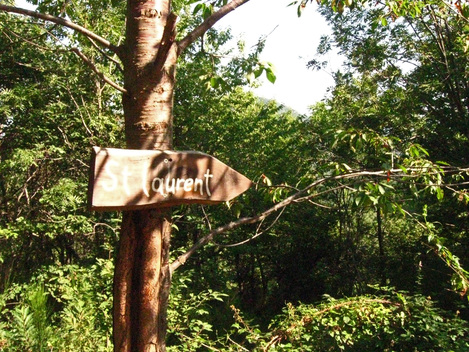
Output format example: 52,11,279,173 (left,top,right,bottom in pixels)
66,86,94,138
1,25,51,51
227,336,250,352
201,205,212,231
70,47,127,93
263,335,281,351
214,207,285,248
87,37,124,73
17,165,40,203
170,166,469,272
305,199,333,209
57,126,72,147
0,5,119,54
177,0,251,54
